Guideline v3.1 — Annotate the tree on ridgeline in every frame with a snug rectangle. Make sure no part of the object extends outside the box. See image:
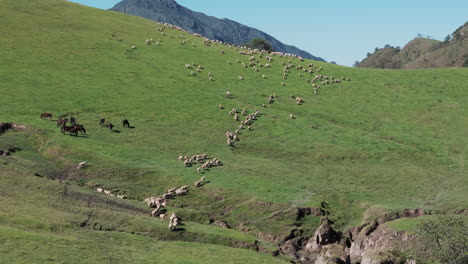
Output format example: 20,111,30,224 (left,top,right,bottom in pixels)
243,38,274,52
